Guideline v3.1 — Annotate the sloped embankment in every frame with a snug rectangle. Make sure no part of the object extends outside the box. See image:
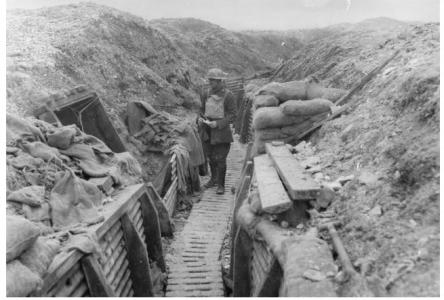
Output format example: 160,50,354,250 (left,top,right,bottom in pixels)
6,3,200,120
274,19,439,296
